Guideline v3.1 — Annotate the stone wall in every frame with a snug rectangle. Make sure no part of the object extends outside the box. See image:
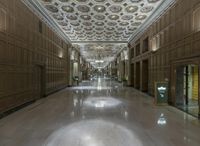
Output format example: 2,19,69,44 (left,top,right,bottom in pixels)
0,0,71,113
129,0,200,101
